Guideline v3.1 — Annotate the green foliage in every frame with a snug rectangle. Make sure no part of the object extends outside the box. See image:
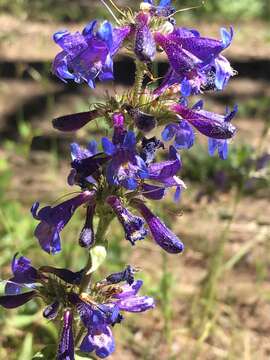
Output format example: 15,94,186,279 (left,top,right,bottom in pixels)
0,0,270,21
0,0,108,21
182,142,270,196
176,0,270,21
